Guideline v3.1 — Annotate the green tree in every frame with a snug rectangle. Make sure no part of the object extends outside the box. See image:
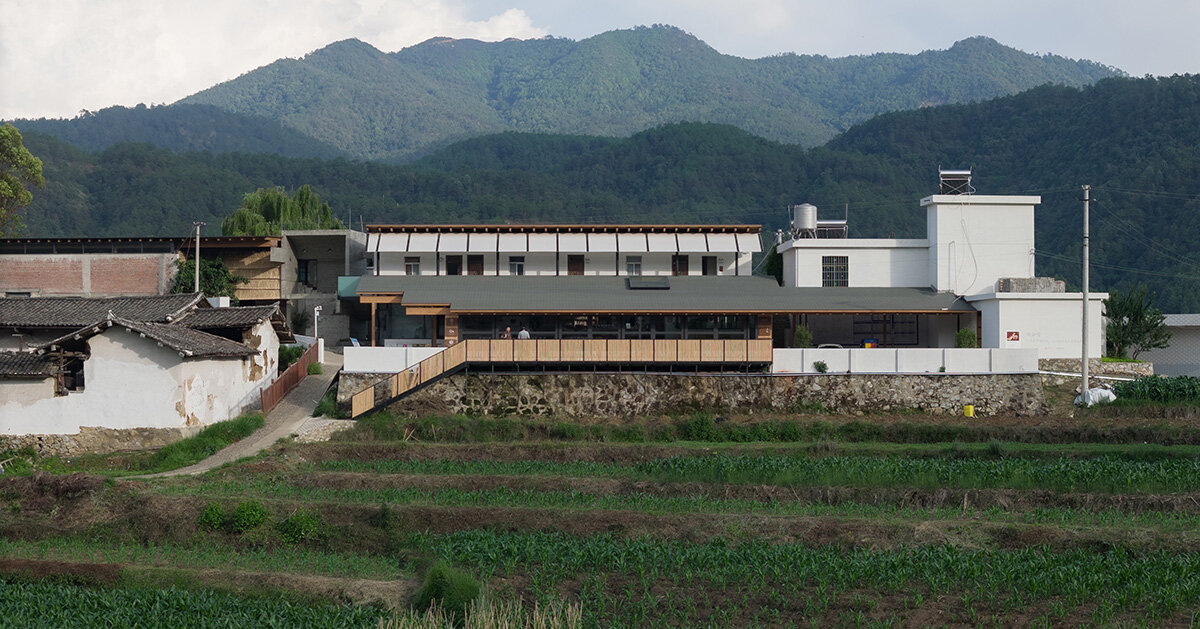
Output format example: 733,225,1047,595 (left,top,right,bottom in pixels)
1103,285,1171,359
0,123,45,236
170,258,248,301
221,185,344,236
